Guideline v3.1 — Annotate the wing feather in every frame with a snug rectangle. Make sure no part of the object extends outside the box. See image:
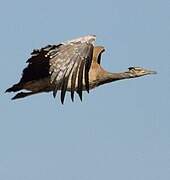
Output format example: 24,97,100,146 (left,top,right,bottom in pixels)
77,60,85,101
49,35,95,102
60,54,78,104
71,60,80,102
20,45,61,83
